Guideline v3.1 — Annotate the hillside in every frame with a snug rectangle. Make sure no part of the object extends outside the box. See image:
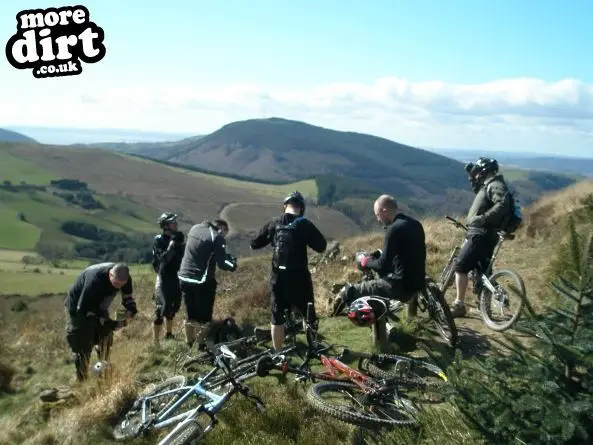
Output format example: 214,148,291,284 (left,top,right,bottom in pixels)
0,128,38,144
0,142,361,263
1,179,592,445
86,117,582,218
